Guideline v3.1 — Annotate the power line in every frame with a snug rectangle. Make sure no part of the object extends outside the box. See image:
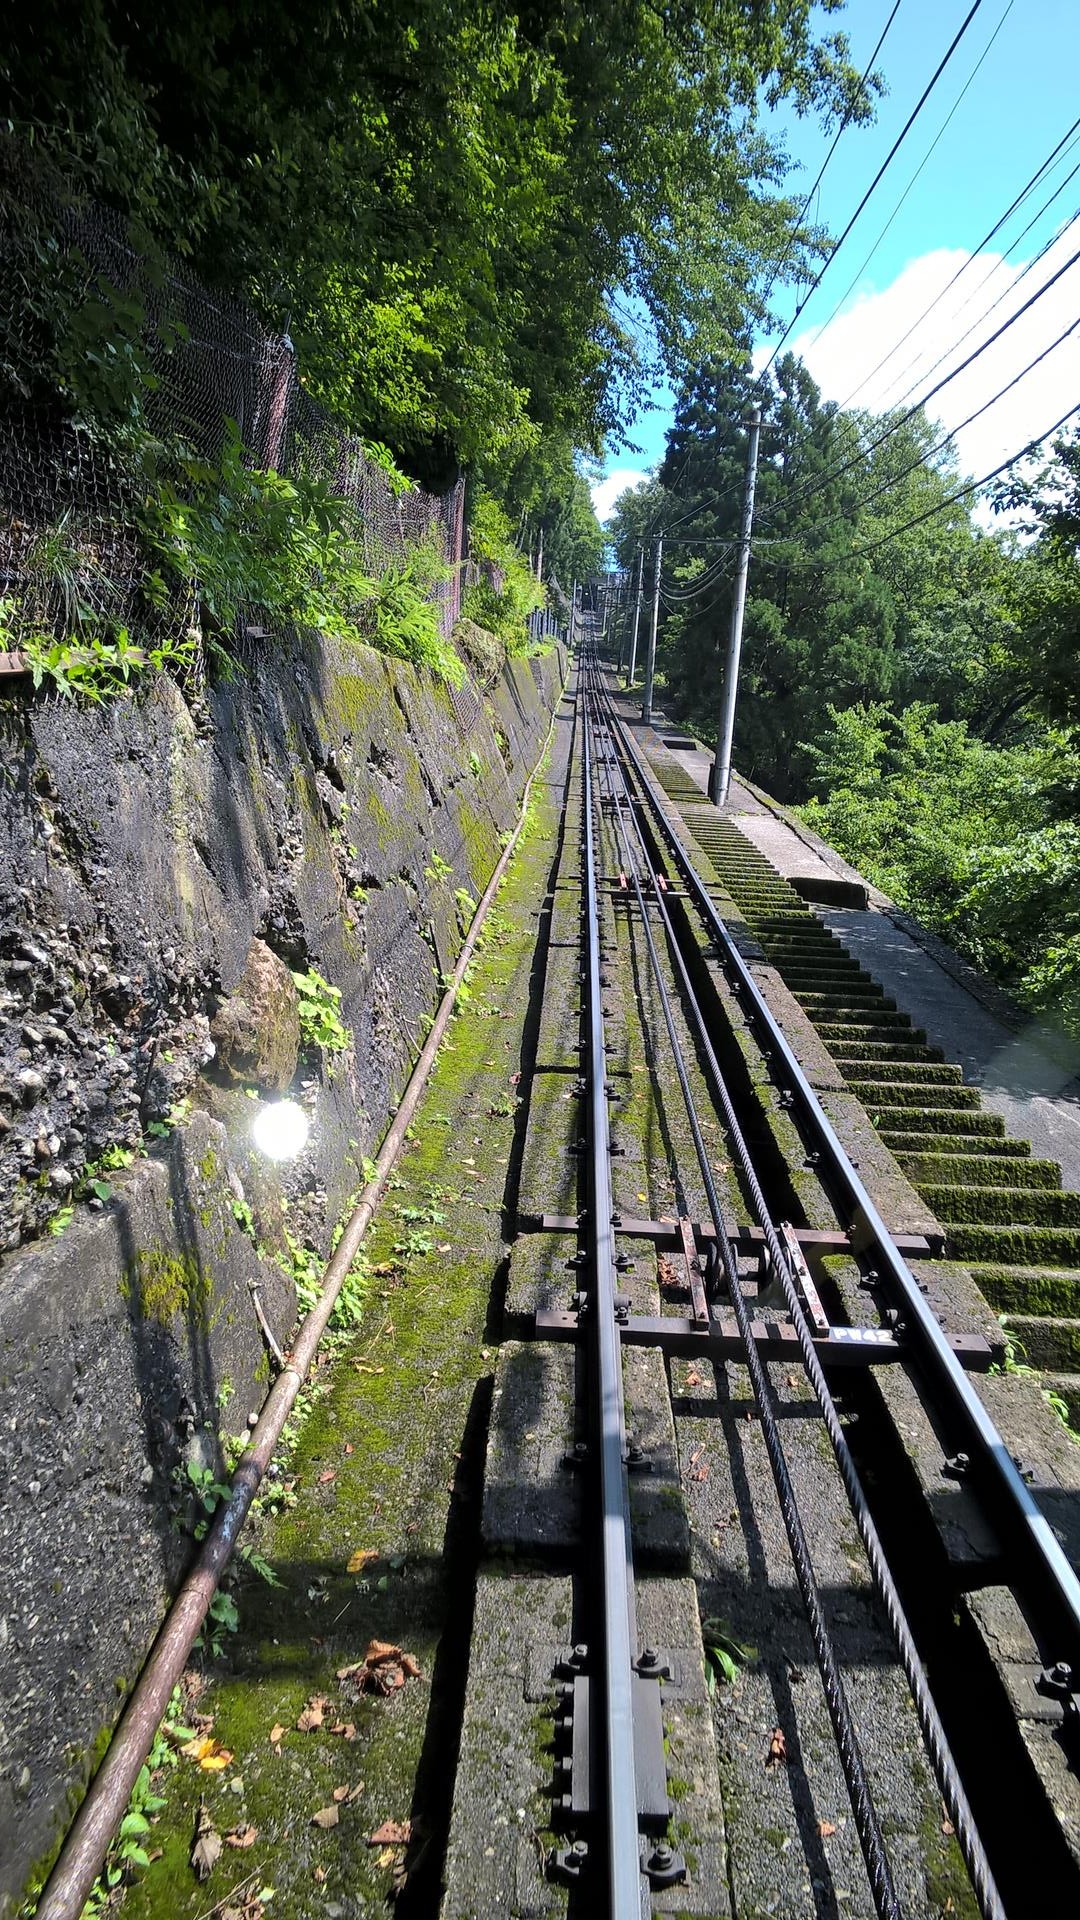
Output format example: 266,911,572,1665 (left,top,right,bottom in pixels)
761,309,1080,554
757,1,904,321
840,111,1080,410
767,399,1080,571
757,0,987,385
800,0,1015,370
877,200,1080,415
751,231,1080,534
